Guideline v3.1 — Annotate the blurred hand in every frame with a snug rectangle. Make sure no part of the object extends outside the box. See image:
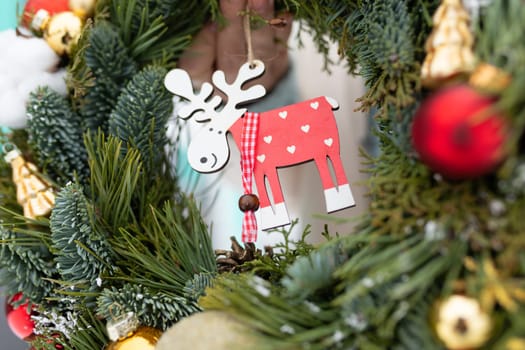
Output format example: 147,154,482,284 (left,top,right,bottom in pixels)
178,0,293,92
